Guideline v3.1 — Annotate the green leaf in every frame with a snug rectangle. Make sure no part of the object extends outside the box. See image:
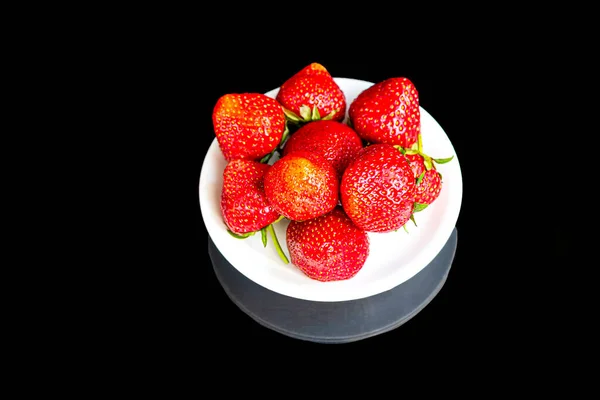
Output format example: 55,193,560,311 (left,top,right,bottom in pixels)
404,149,419,155
311,105,320,120
433,155,454,164
438,172,442,180
261,227,267,247
416,171,425,186
417,133,423,152
423,157,433,171
299,105,312,121
411,141,419,151
403,224,409,233
260,151,273,164
227,229,255,239
410,214,417,227
322,109,339,121
283,108,301,122
413,203,429,212
279,124,290,147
